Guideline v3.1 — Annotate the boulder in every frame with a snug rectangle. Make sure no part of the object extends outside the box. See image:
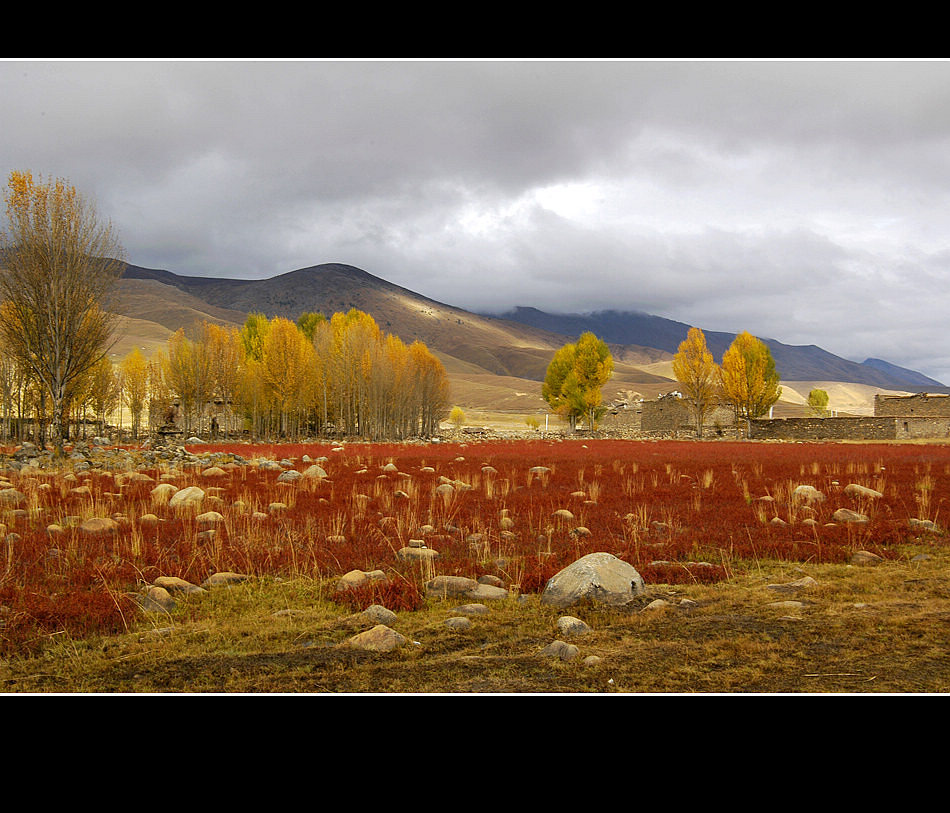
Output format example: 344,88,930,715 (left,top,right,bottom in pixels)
346,624,407,652
79,517,119,536
832,508,869,524
792,485,825,503
540,552,646,609
169,486,205,508
844,483,884,499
